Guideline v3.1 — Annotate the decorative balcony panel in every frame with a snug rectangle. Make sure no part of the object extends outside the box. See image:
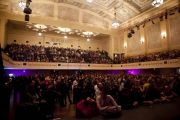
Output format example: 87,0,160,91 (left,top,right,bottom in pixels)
2,53,180,70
